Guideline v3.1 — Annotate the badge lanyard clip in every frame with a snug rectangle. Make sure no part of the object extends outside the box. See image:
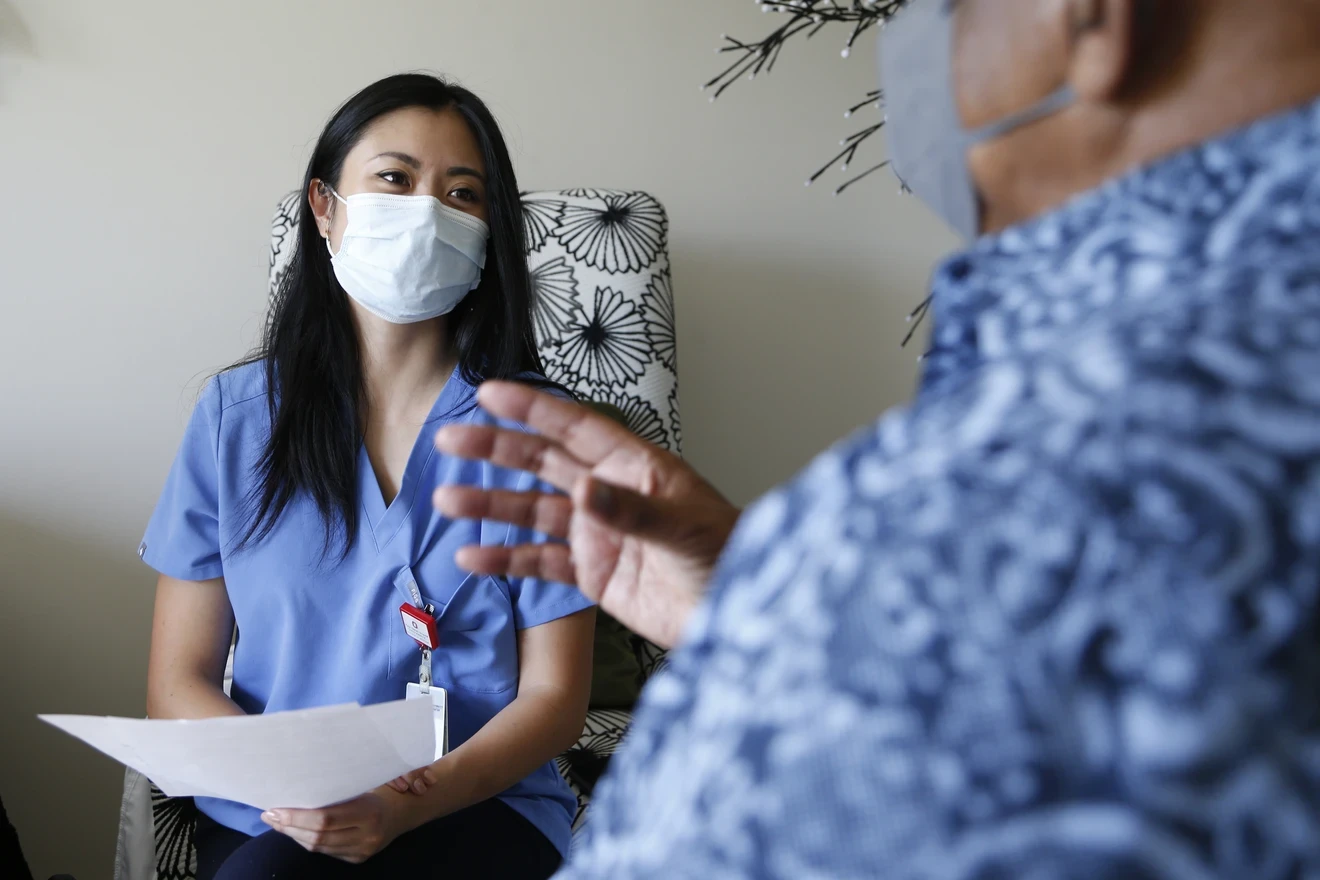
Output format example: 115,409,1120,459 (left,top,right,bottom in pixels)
395,566,439,694
418,605,435,695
